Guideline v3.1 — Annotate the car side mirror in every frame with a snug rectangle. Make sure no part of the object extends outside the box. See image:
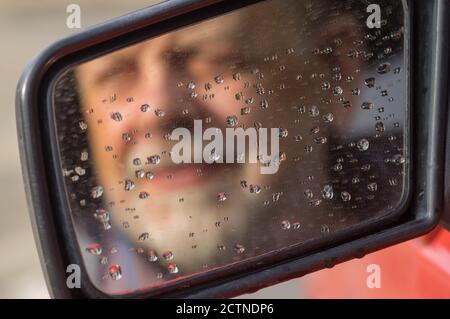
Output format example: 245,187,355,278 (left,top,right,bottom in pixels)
16,0,450,298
